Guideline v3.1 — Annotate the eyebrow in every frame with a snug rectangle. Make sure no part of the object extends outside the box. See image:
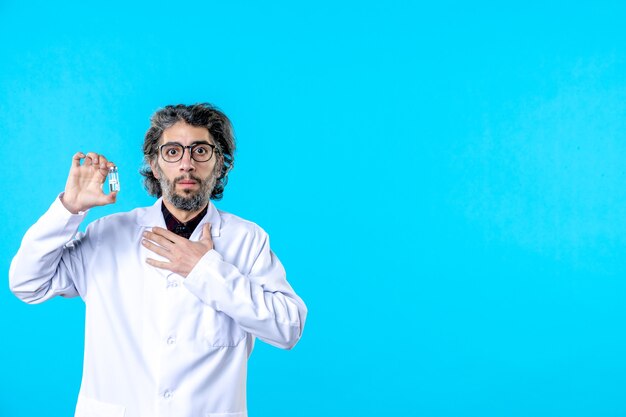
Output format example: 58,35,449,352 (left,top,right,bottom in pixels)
161,140,212,147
